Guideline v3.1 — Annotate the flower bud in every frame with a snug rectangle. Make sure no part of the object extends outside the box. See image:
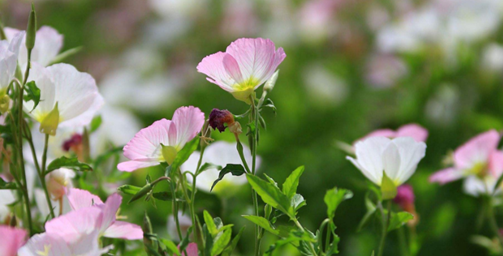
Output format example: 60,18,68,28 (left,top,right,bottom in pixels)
26,4,37,51
46,168,75,200
0,94,11,114
40,102,59,136
264,70,279,92
209,108,235,132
